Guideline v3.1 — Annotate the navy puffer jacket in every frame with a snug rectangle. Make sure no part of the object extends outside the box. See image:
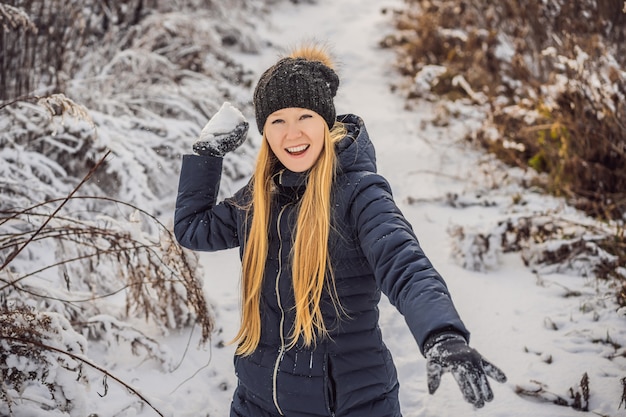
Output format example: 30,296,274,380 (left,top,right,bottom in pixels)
175,114,469,417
